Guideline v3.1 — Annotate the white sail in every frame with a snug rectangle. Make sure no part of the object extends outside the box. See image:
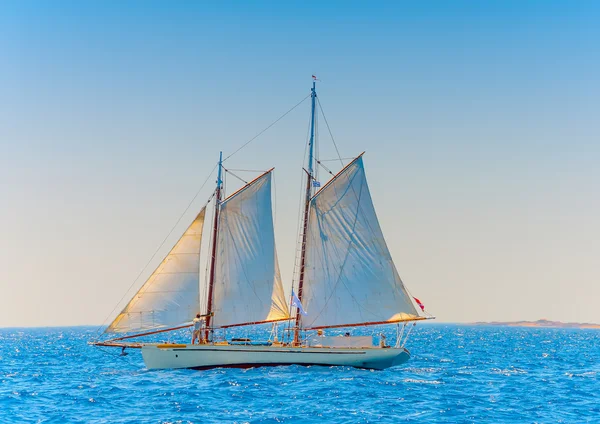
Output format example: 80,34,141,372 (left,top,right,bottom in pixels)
211,171,289,327
106,208,206,333
302,156,420,328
